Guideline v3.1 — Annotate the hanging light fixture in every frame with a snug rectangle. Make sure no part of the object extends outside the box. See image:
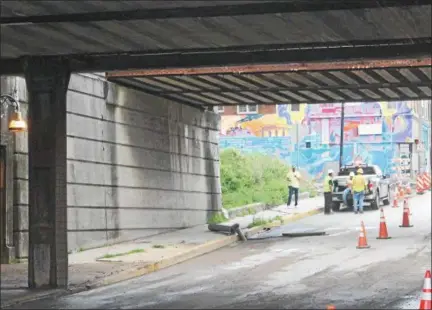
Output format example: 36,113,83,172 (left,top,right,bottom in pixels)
0,94,27,132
